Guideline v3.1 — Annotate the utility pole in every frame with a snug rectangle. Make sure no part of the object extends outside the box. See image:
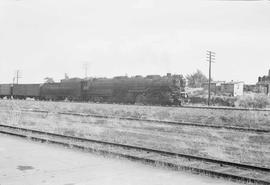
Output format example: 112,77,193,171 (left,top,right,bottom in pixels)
15,70,22,84
206,51,215,106
83,62,89,79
